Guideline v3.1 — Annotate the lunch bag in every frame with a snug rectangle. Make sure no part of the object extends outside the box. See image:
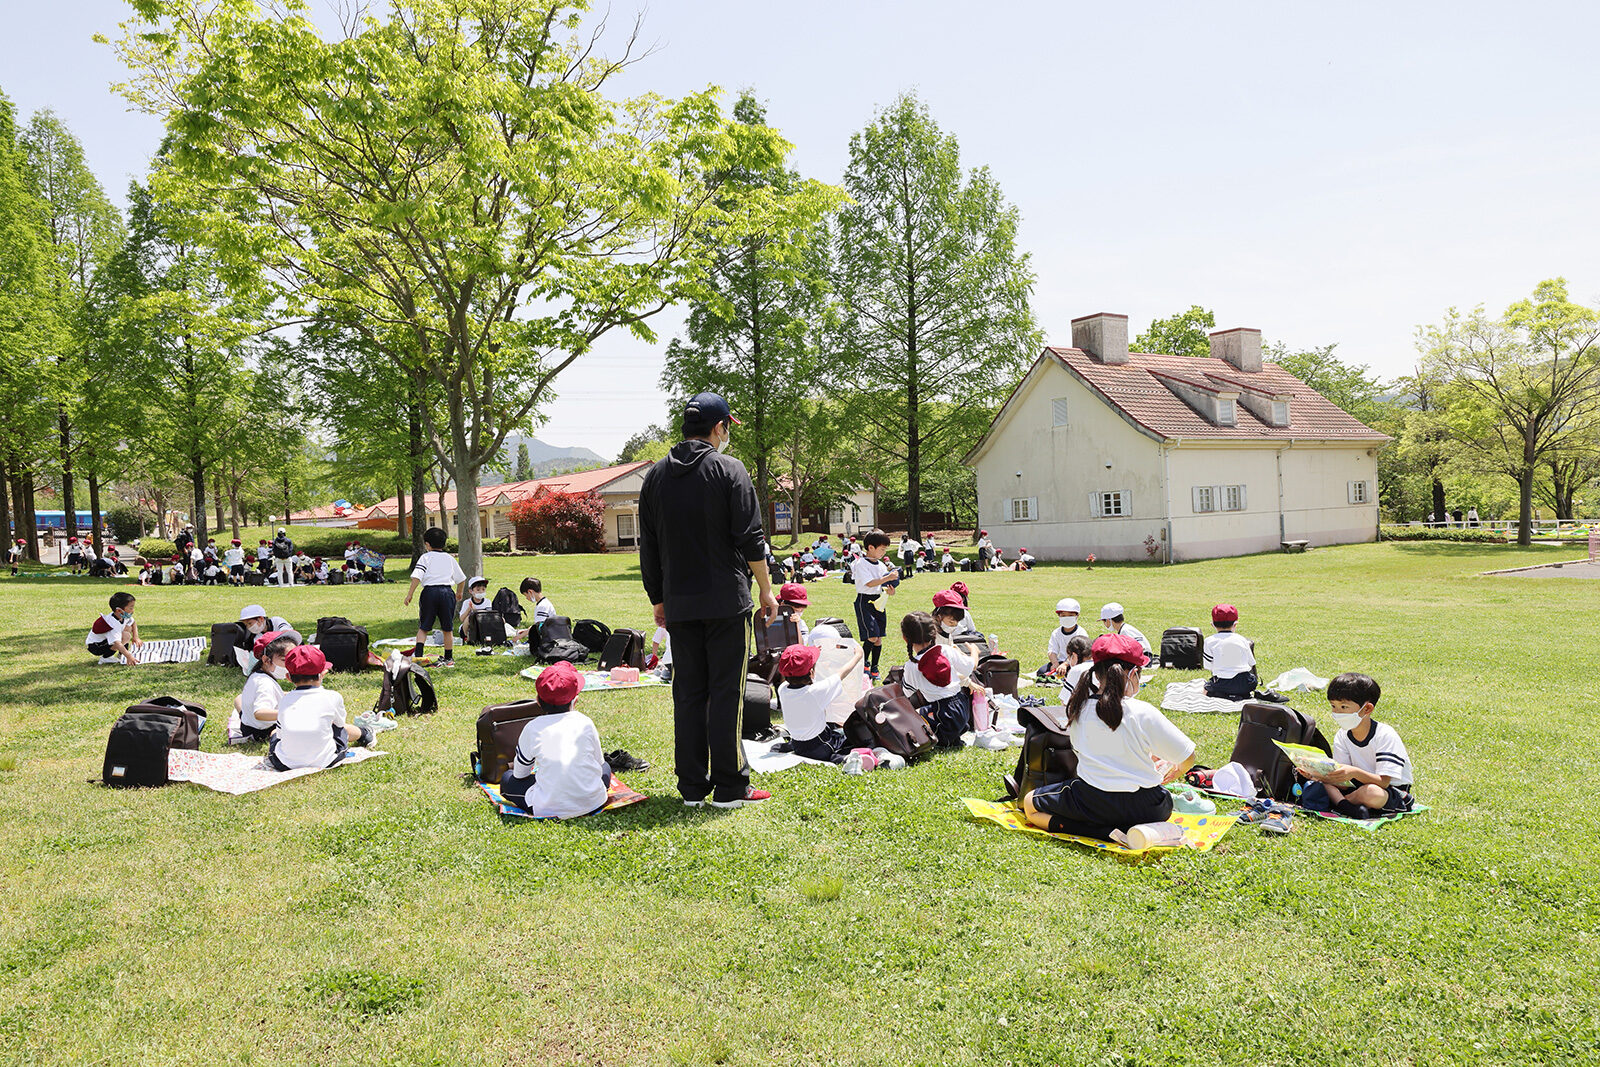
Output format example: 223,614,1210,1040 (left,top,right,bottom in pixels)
1159,627,1204,670
472,699,556,783
1228,701,1332,800
572,618,612,654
